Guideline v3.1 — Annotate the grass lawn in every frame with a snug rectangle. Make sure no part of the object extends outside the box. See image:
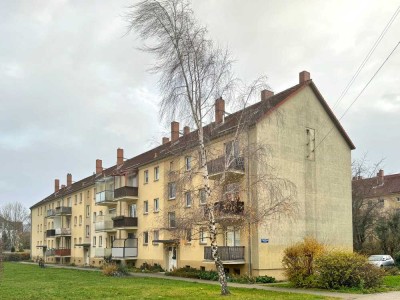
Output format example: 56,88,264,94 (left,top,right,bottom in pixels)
0,263,337,300
269,275,400,294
